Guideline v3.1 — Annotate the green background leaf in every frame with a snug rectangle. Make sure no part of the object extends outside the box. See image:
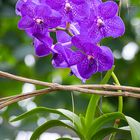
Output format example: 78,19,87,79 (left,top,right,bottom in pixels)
125,116,140,140
91,127,130,140
30,120,82,140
